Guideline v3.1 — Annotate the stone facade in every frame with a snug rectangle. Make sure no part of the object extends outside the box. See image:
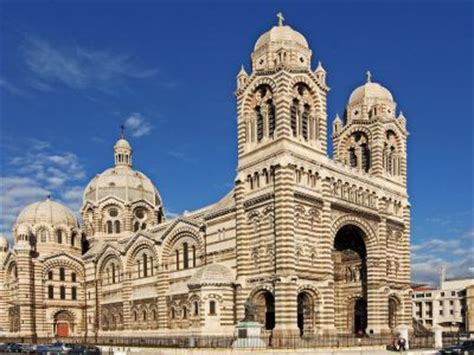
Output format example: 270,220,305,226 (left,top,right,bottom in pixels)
0,16,411,339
